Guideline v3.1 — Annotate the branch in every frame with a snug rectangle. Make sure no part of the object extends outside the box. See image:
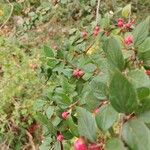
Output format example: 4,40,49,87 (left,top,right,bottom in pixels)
0,0,13,30
96,0,101,24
